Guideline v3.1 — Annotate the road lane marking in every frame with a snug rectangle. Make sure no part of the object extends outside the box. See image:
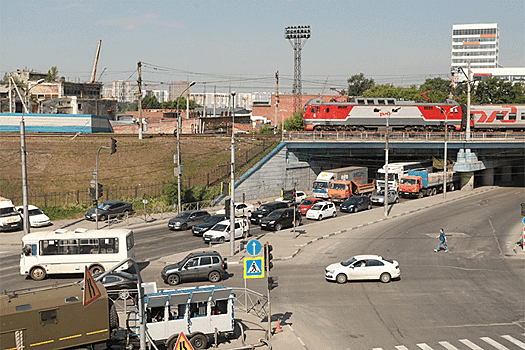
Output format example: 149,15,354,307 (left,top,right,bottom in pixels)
439,341,460,350
501,335,525,349
459,339,485,349
417,343,434,350
481,337,510,350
